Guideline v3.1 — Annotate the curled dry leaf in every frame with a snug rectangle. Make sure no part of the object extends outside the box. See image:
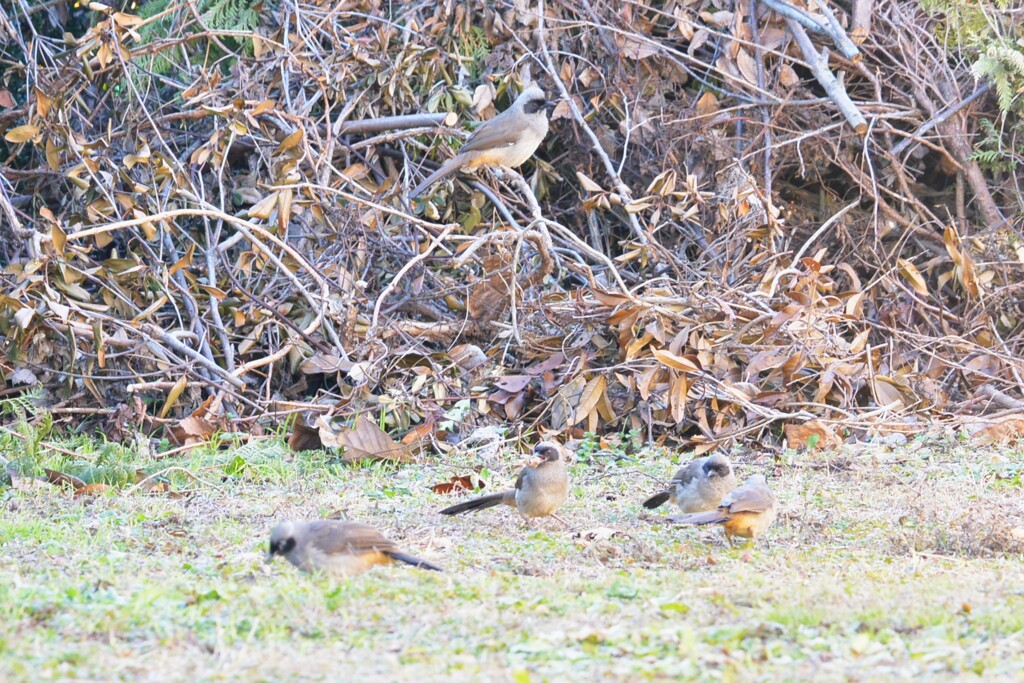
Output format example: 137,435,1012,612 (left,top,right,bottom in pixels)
323,414,412,462
966,418,1024,445
430,474,485,494
288,421,323,452
784,420,842,450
